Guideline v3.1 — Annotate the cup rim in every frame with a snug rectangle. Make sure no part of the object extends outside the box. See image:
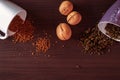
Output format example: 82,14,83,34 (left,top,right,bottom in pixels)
98,21,120,42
